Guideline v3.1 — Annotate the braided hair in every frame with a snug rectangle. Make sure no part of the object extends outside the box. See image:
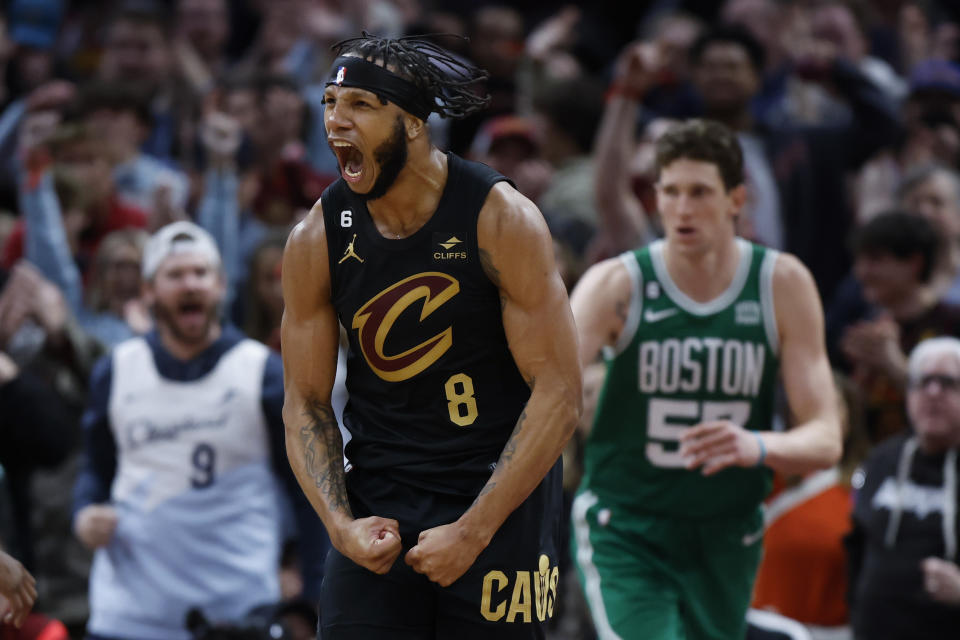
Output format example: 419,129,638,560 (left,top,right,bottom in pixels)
331,33,490,119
